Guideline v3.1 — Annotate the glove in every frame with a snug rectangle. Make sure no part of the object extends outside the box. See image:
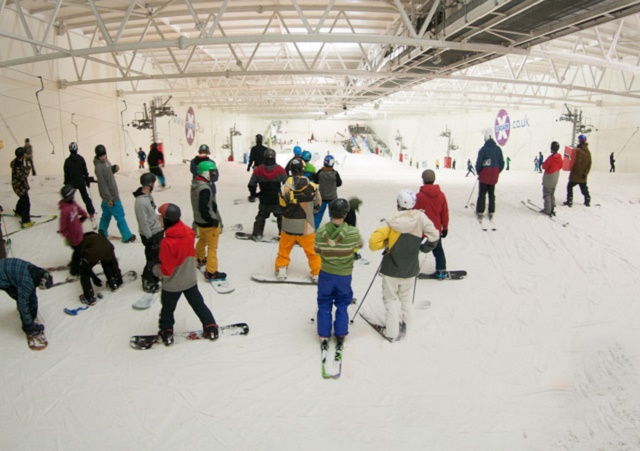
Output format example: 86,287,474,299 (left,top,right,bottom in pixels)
141,235,149,246
420,239,438,253
111,165,120,174
248,196,256,203
79,216,87,223
441,229,448,239
246,167,251,172
87,176,97,185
